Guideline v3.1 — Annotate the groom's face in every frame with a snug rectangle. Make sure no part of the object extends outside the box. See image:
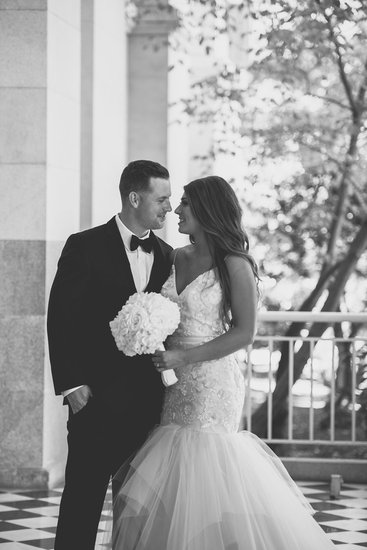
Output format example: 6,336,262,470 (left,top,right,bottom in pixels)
137,177,172,230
